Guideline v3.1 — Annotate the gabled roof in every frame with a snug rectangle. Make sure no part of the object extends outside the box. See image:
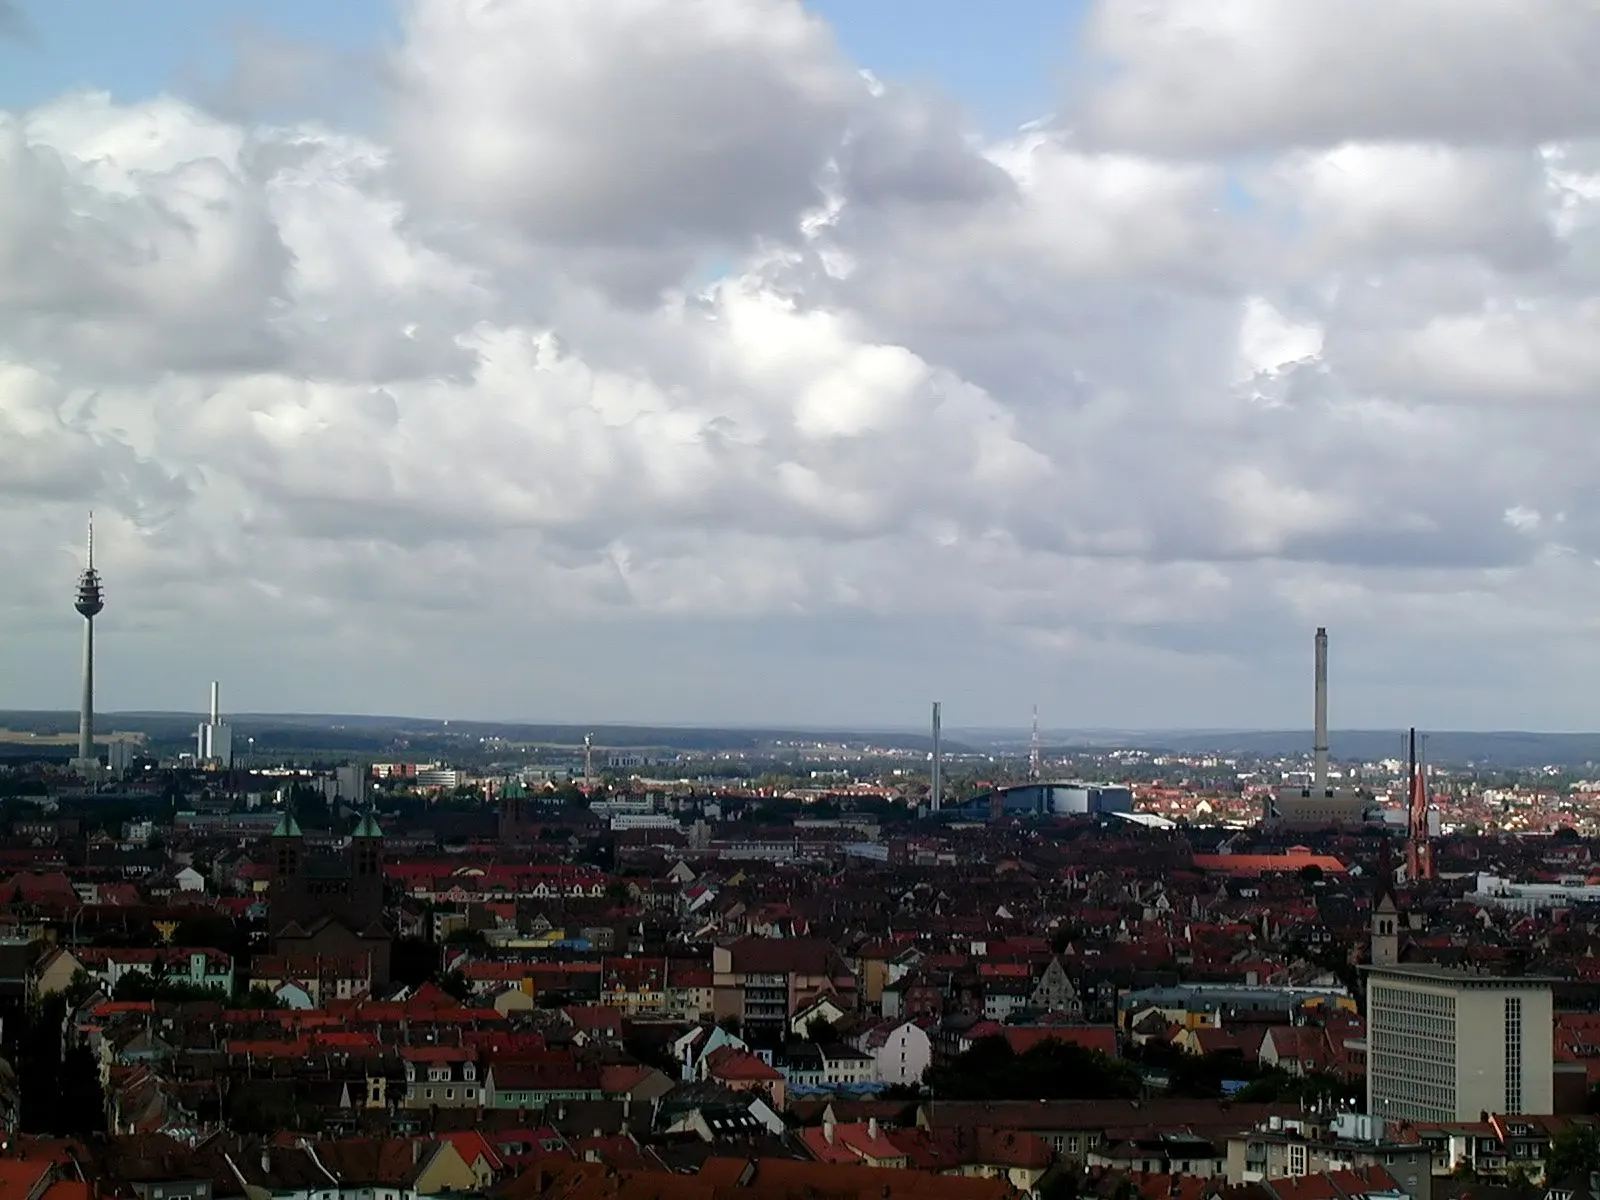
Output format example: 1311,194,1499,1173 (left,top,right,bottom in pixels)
271,812,303,838
352,812,384,839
